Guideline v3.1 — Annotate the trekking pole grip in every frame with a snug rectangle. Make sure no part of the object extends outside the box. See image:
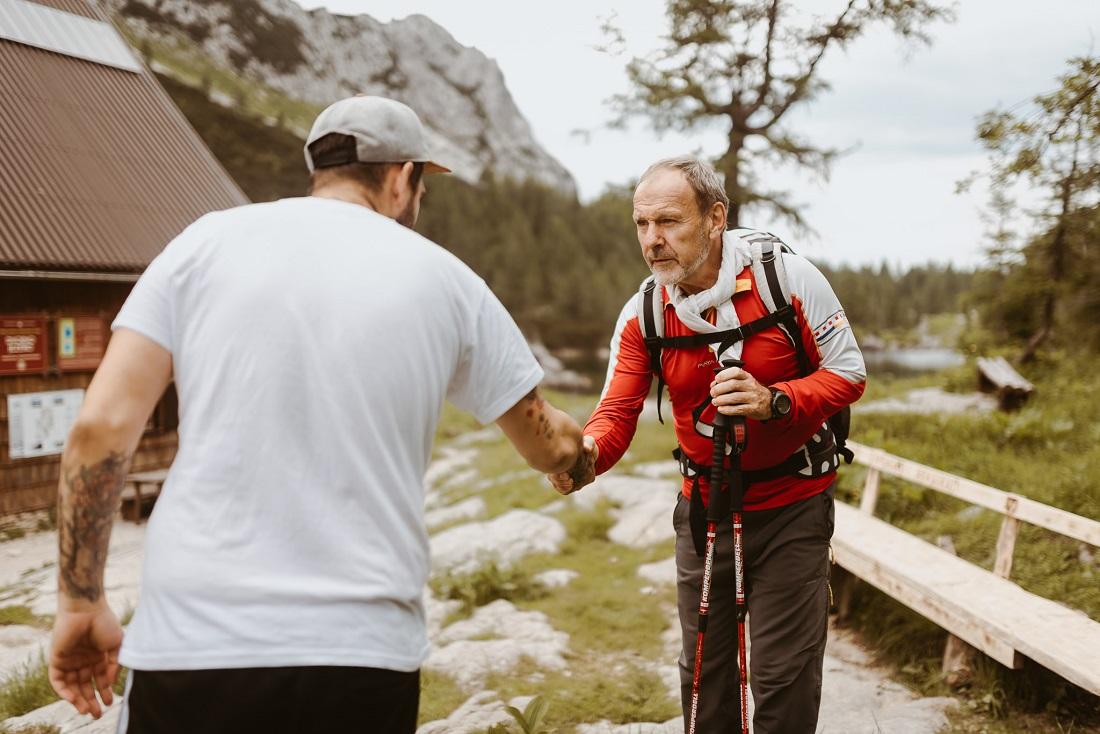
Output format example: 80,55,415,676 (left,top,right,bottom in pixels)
721,358,748,451
706,358,743,522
